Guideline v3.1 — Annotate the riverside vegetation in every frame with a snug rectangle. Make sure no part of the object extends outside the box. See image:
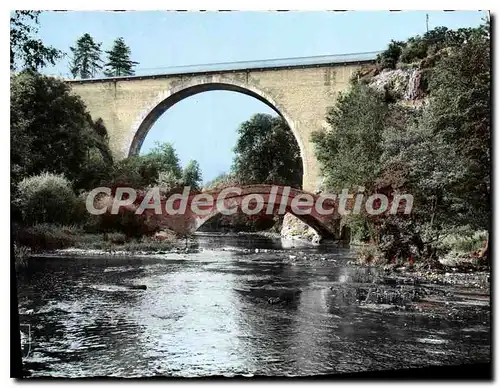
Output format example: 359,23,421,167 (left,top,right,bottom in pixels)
311,21,490,271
